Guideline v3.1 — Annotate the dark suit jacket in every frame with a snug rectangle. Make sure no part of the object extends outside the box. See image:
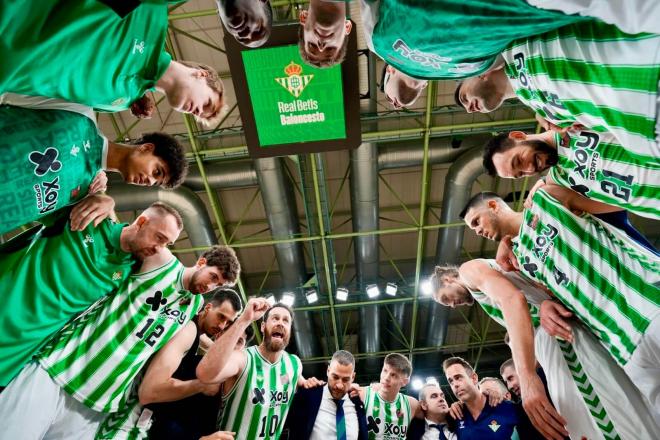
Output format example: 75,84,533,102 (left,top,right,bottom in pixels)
282,386,368,440
407,418,456,440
